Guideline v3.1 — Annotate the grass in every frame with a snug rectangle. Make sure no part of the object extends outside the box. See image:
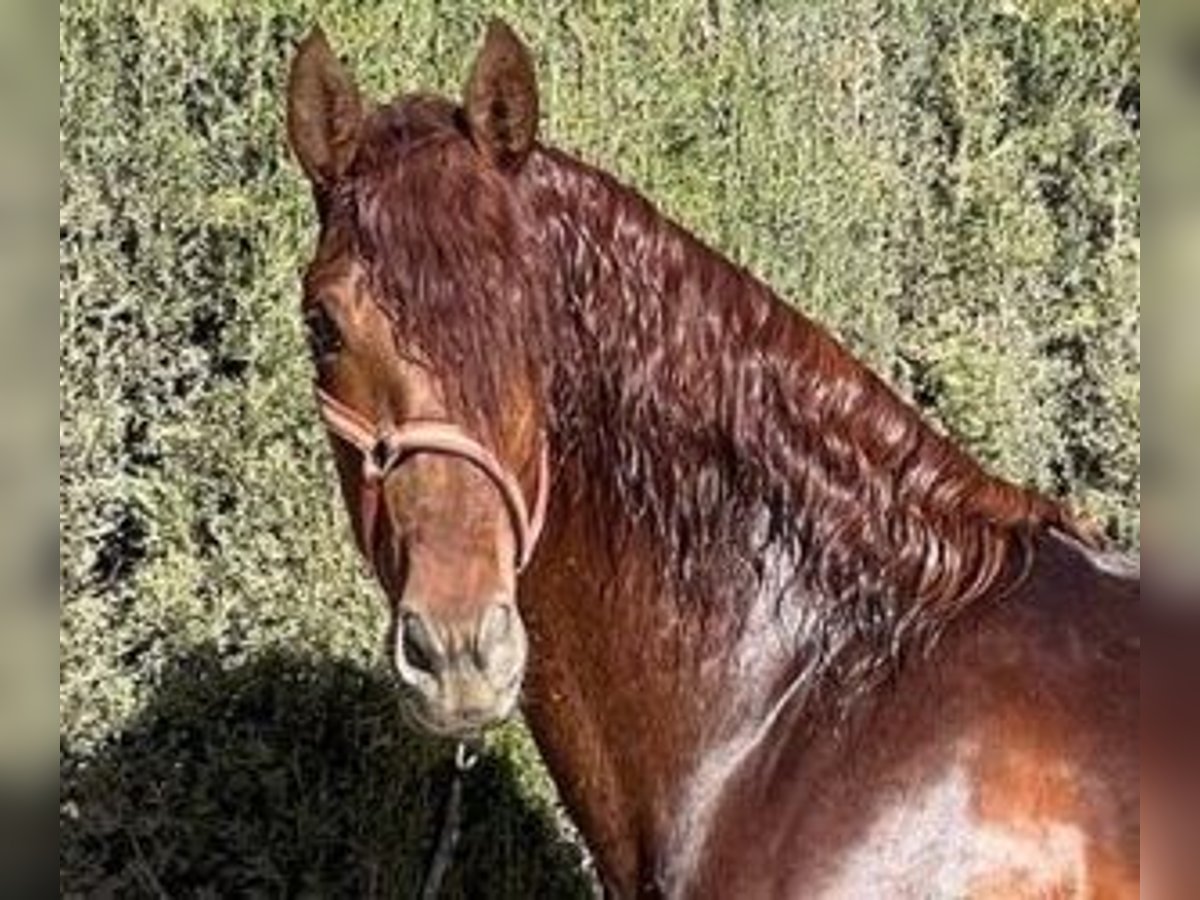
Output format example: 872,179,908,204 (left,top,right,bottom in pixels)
60,0,1139,895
